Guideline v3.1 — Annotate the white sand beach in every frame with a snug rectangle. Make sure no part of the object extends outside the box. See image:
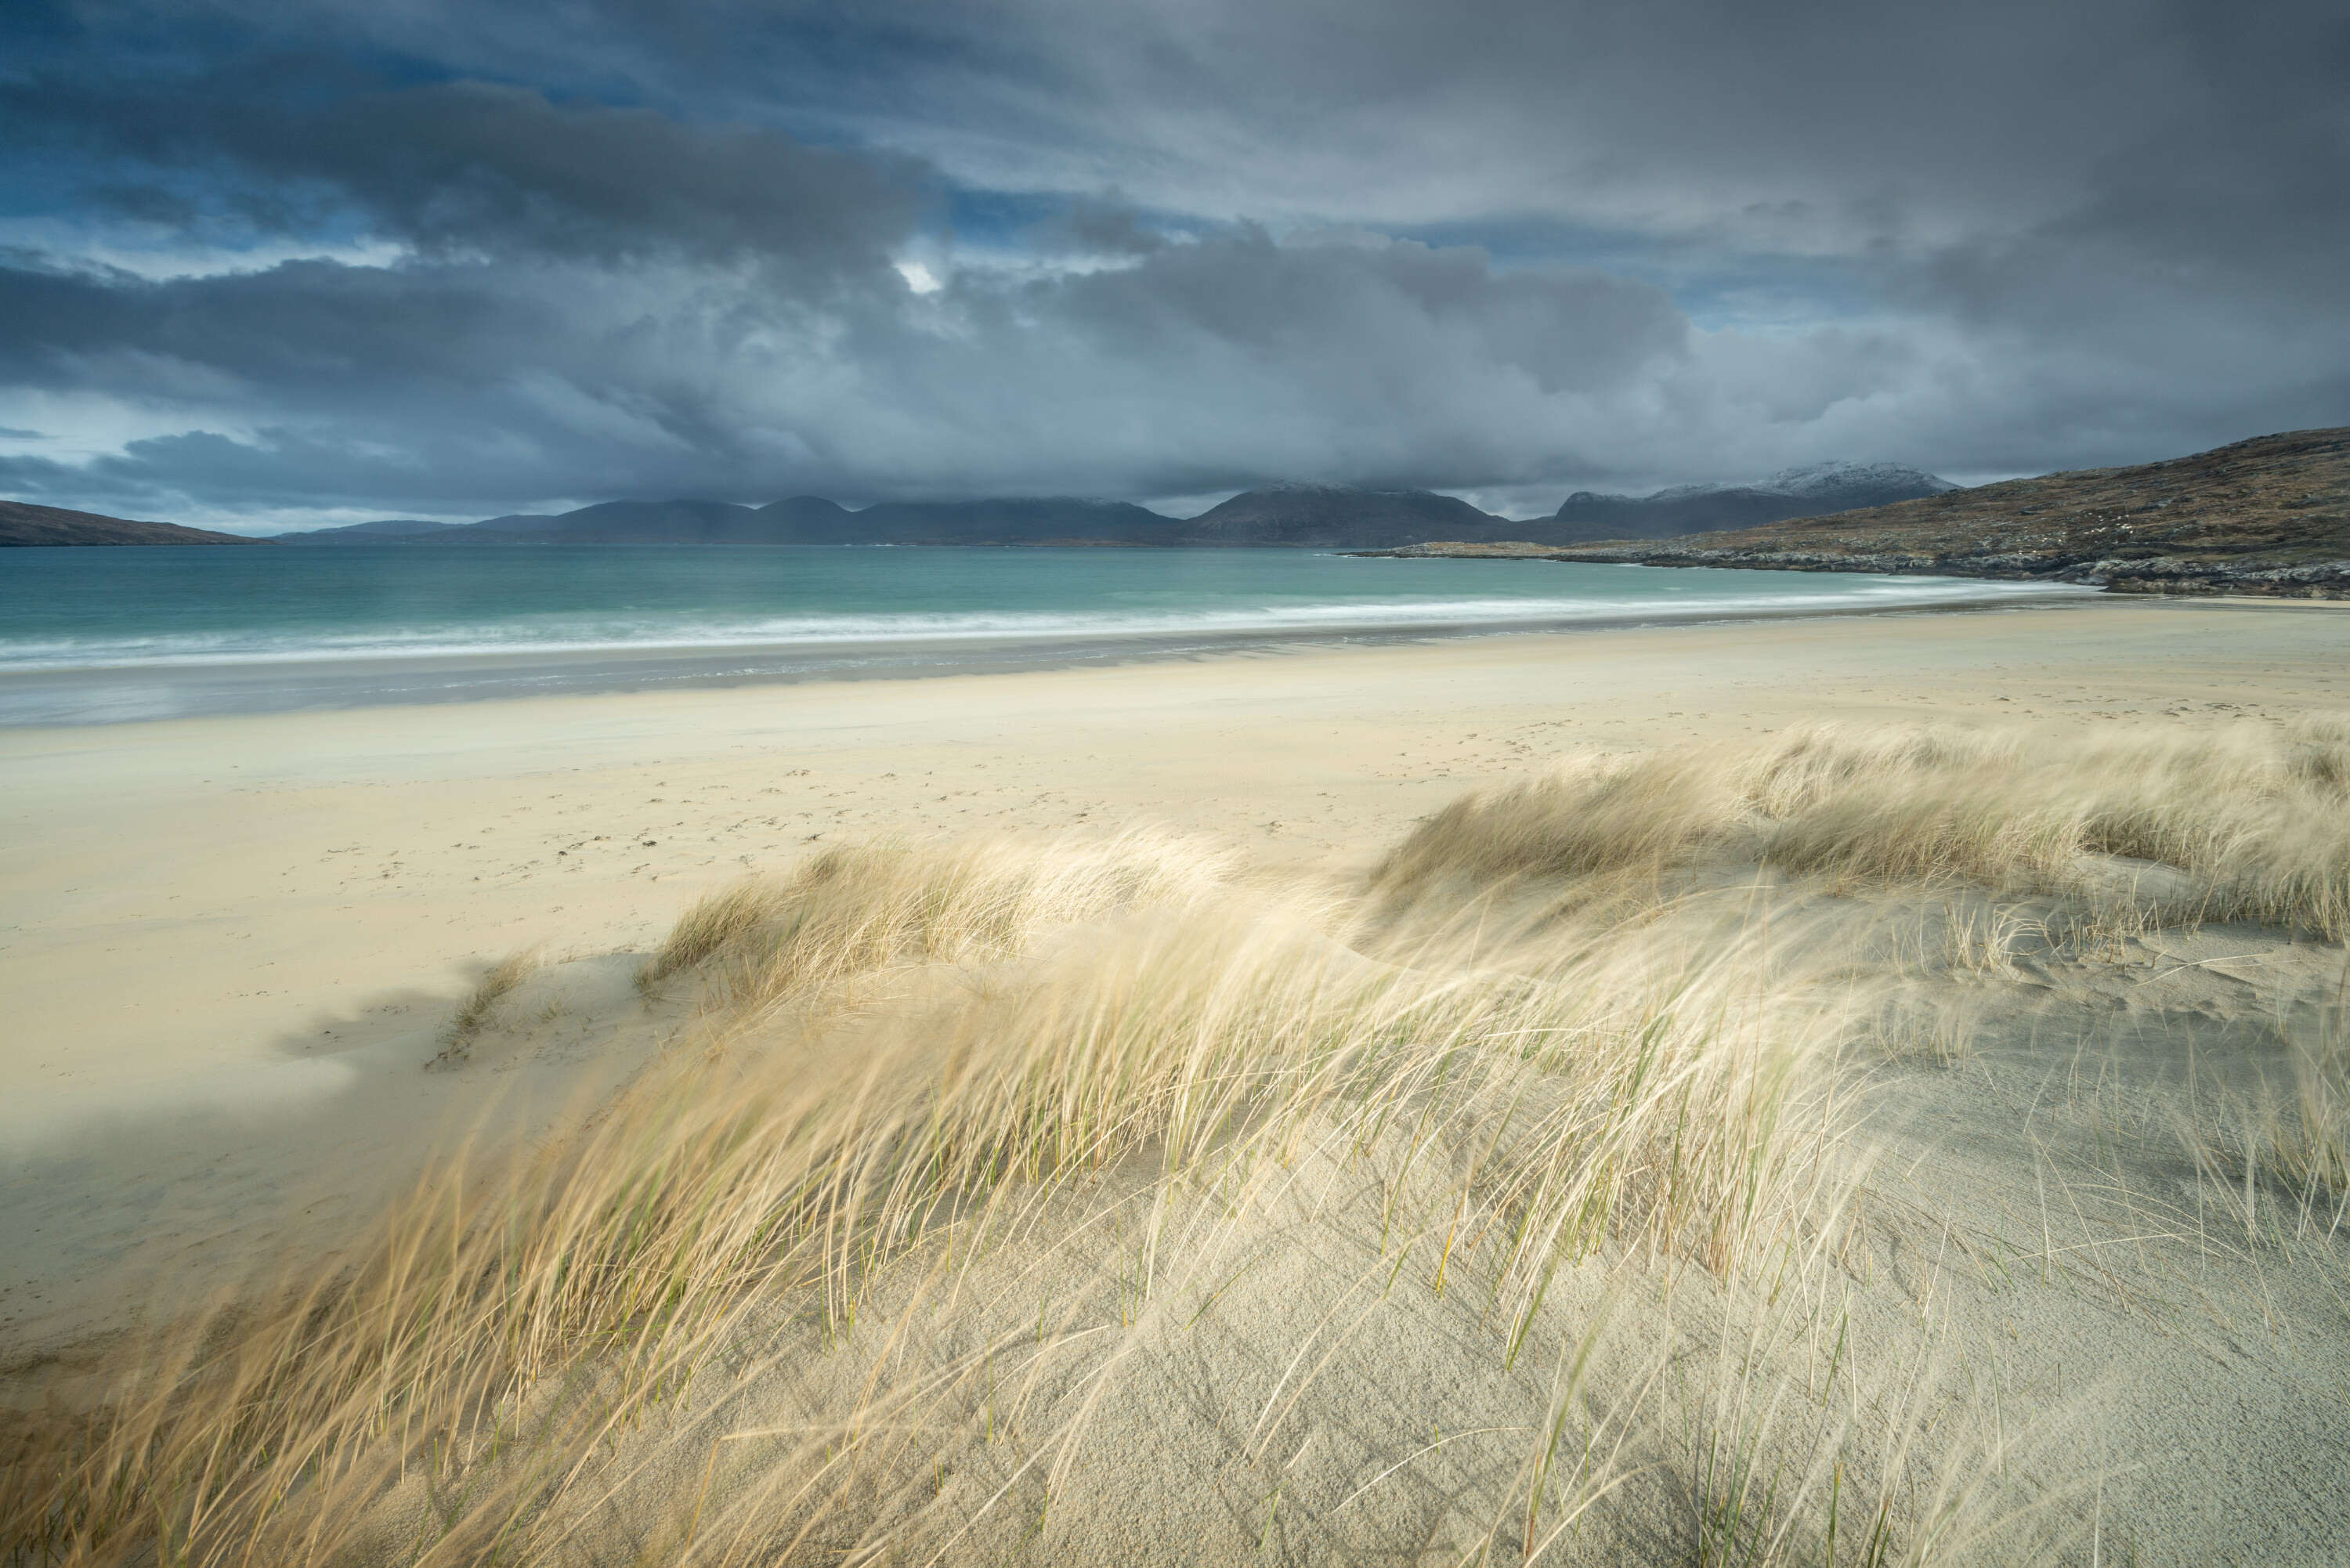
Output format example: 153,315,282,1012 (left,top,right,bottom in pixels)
5,596,2349,1565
